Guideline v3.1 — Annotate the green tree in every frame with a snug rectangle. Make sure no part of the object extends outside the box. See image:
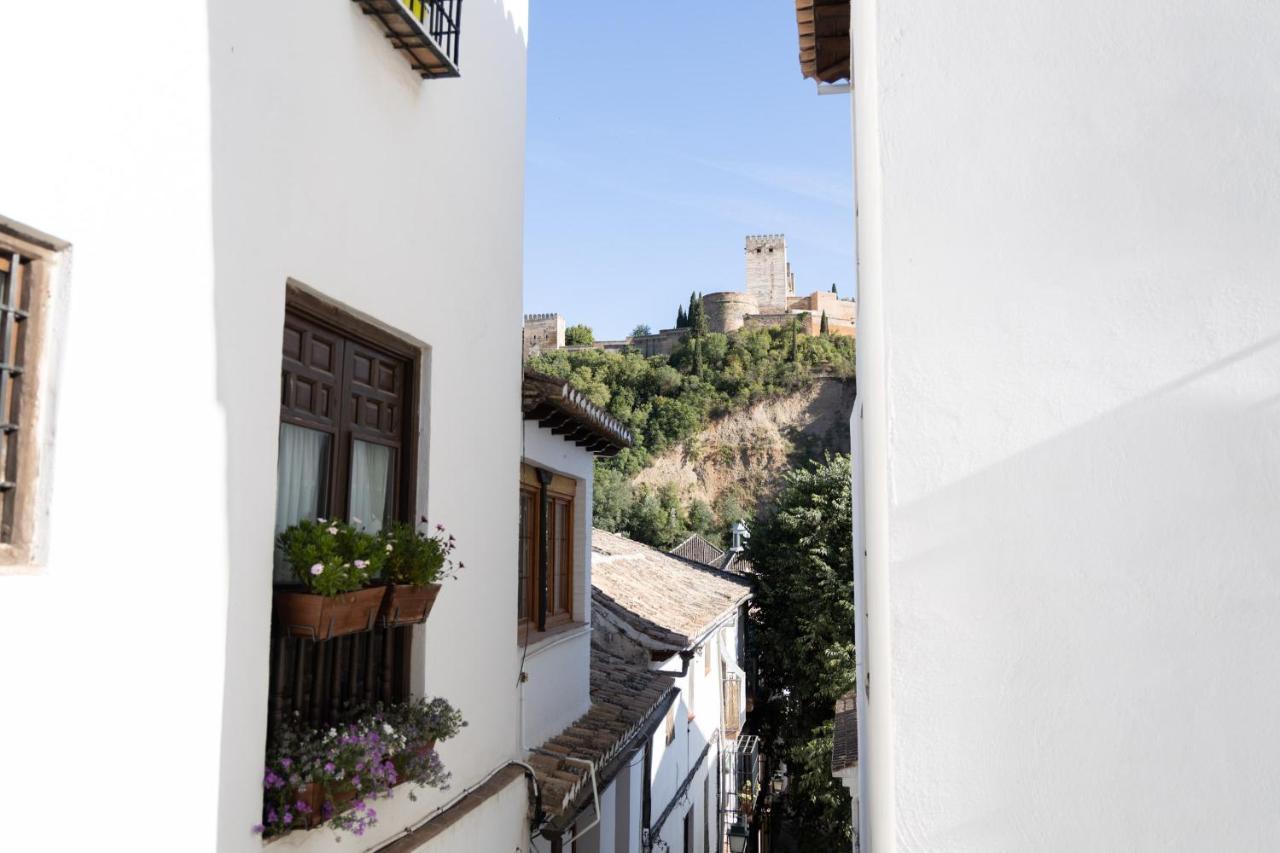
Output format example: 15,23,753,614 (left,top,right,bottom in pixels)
748,454,855,851
820,311,830,335
565,324,594,346
631,324,652,337
830,282,838,295
689,293,708,337
687,498,717,542
676,305,687,328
